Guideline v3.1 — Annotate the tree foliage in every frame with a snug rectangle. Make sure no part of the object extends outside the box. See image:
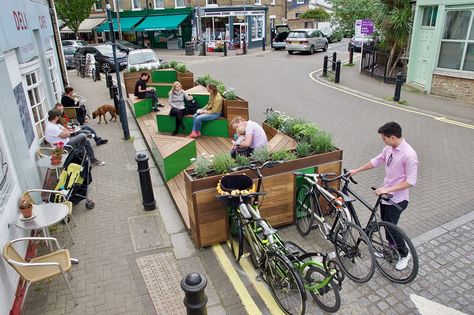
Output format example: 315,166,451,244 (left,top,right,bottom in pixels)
328,0,375,35
55,0,96,38
299,8,330,21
